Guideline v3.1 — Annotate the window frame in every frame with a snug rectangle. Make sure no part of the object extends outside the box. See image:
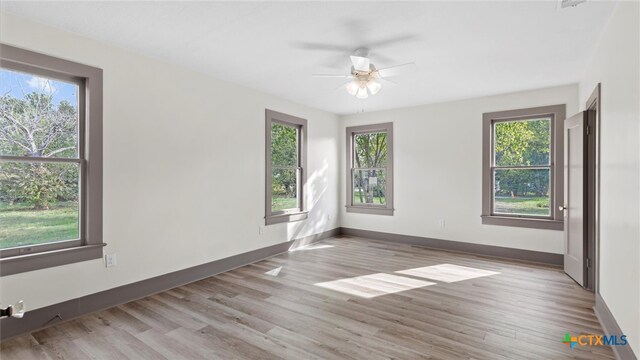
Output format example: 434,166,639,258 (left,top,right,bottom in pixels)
481,104,565,230
0,44,103,276
345,122,394,216
265,109,308,225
